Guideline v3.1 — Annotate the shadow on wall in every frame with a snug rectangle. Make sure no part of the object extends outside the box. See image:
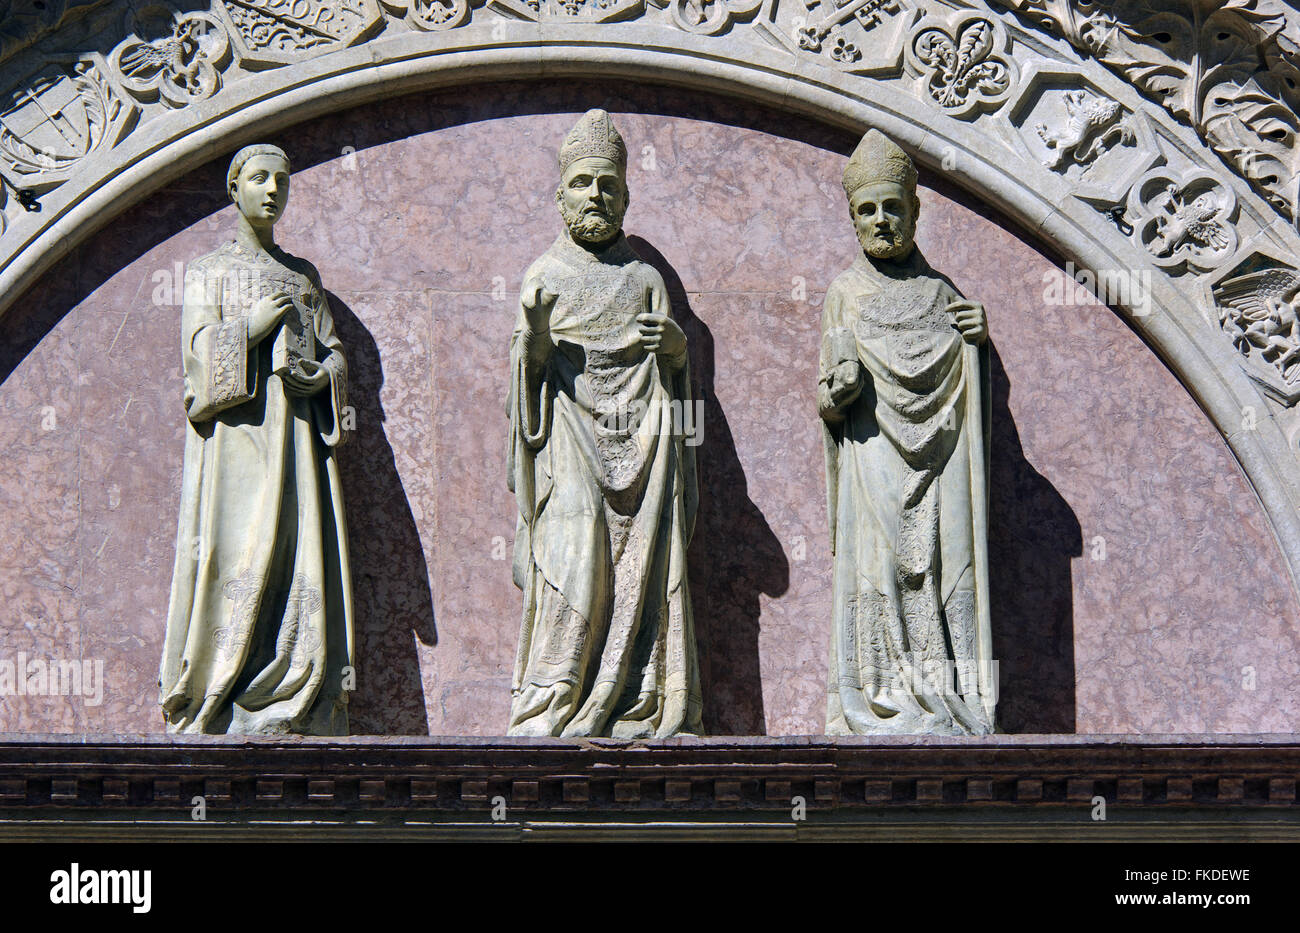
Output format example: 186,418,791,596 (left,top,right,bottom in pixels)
327,292,437,735
987,341,1080,733
630,236,790,736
